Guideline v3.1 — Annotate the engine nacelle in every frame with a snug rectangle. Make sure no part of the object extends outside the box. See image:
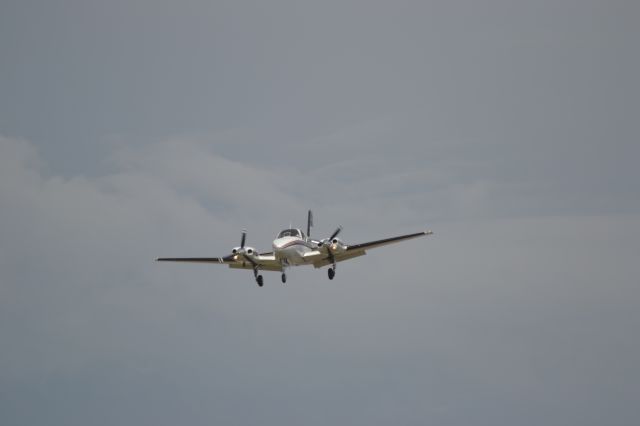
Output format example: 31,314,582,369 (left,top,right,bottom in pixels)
232,246,257,256
329,238,346,254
